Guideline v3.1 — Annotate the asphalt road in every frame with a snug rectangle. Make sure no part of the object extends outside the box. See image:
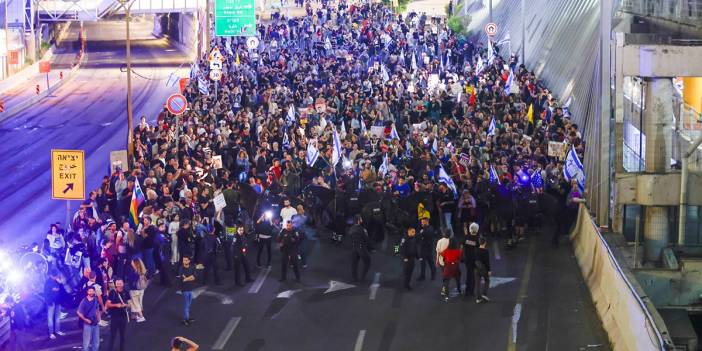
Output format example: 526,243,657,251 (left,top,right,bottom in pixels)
21,222,610,351
0,19,190,248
